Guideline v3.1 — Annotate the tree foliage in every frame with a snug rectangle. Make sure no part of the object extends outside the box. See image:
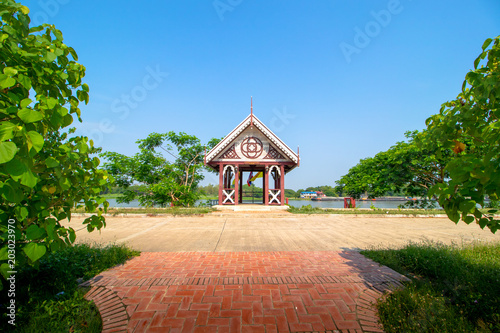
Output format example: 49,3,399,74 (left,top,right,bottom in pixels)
335,36,499,233
102,132,220,207
425,35,500,233
0,0,110,284
305,185,337,197
335,131,451,203
284,189,298,198
197,184,218,197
